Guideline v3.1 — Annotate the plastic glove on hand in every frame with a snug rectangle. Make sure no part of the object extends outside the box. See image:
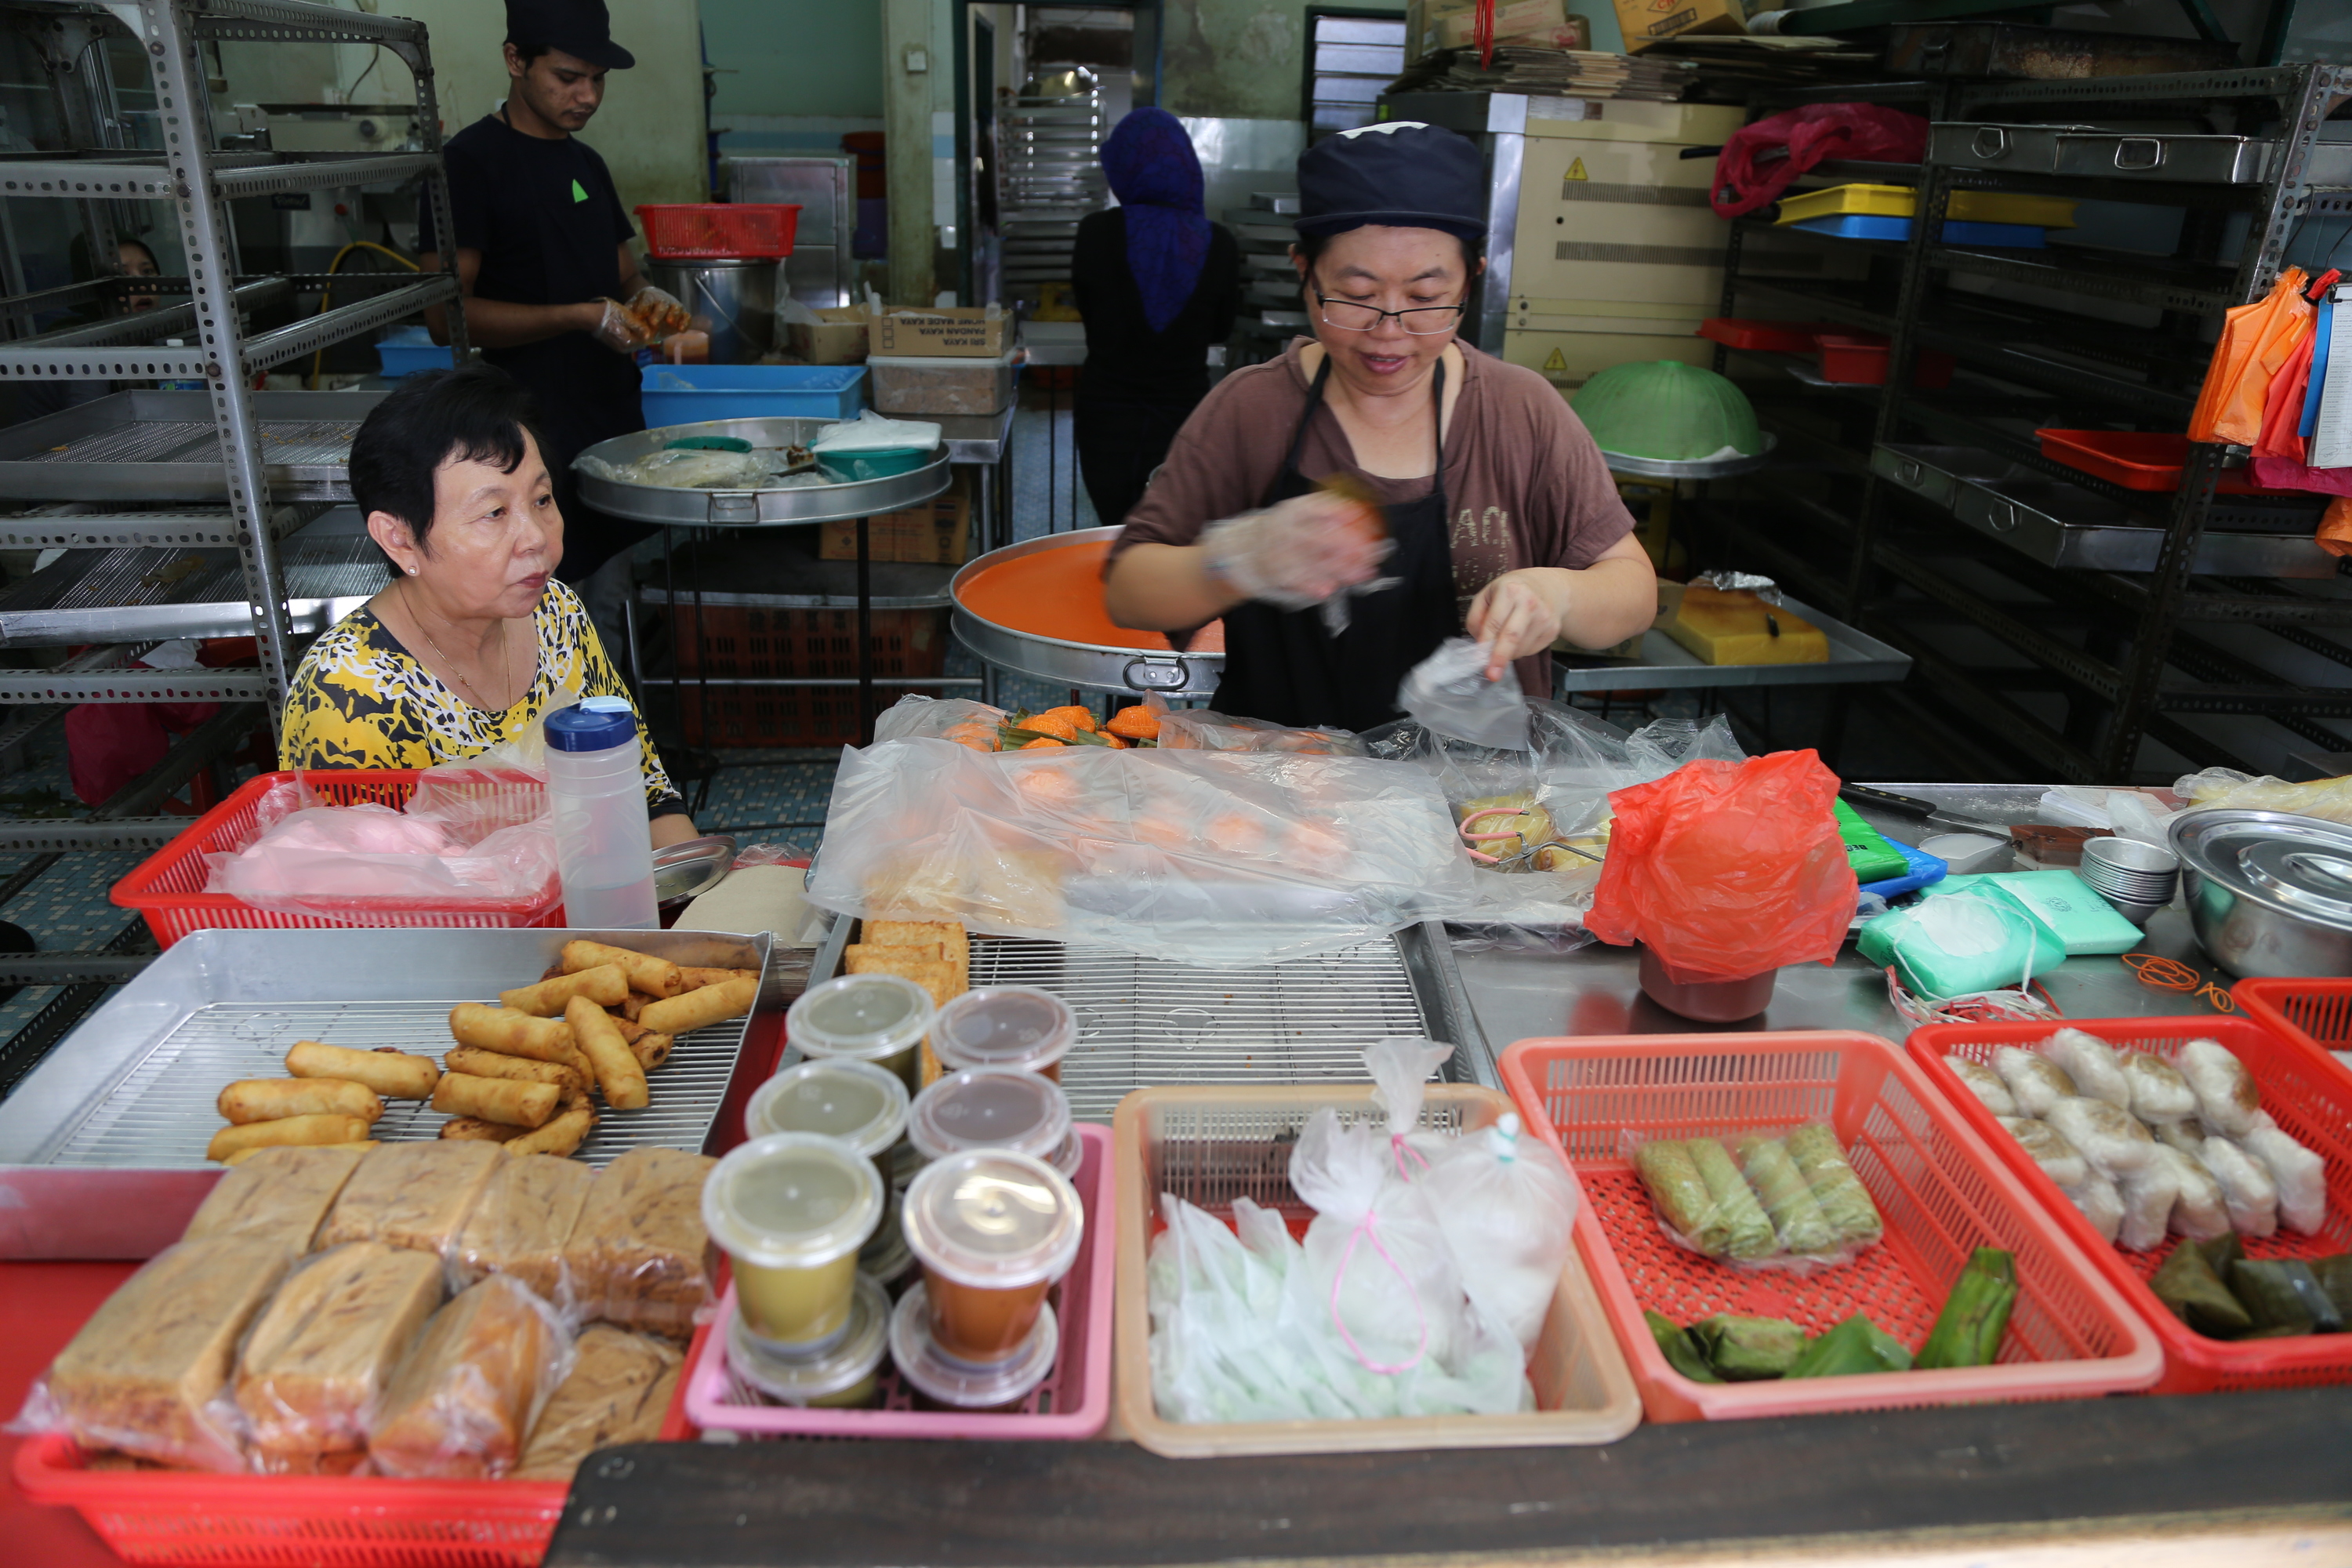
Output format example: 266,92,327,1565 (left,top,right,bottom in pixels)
590,298,648,354
625,285,694,339
1201,491,1392,612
